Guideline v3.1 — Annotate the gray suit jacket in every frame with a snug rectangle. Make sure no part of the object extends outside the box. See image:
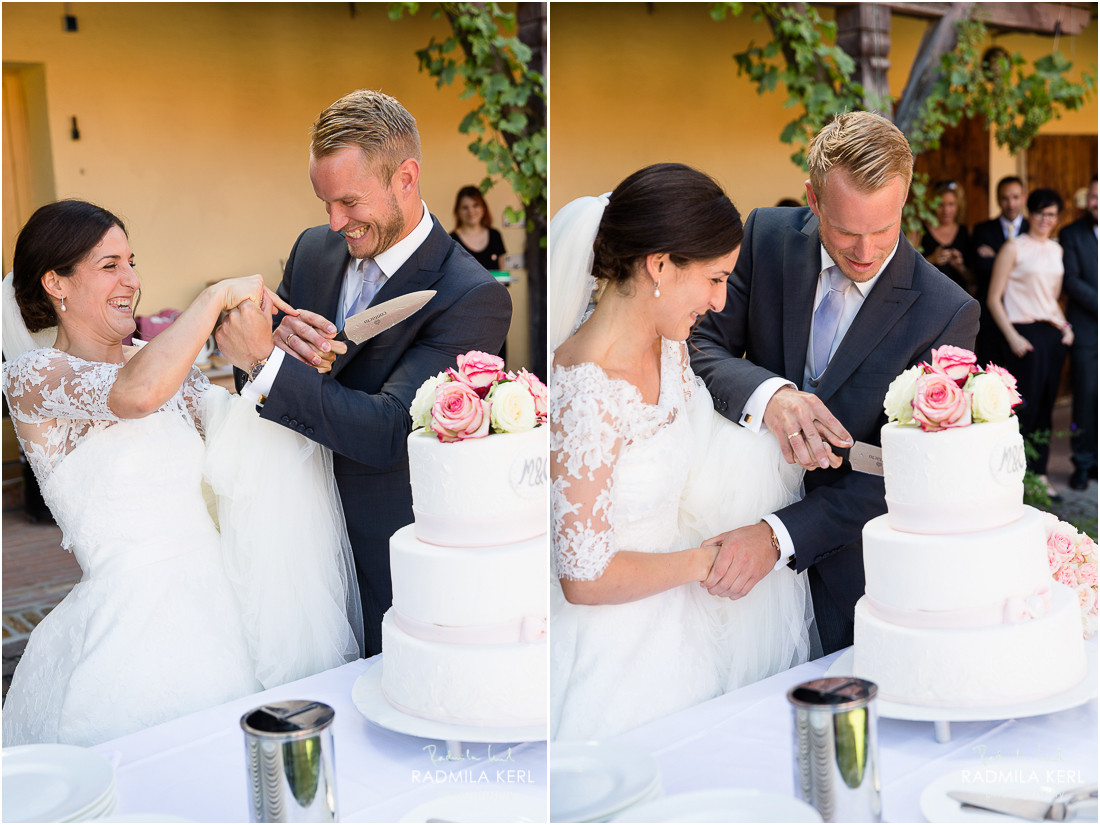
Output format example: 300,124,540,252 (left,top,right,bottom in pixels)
261,216,512,654
691,206,978,649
